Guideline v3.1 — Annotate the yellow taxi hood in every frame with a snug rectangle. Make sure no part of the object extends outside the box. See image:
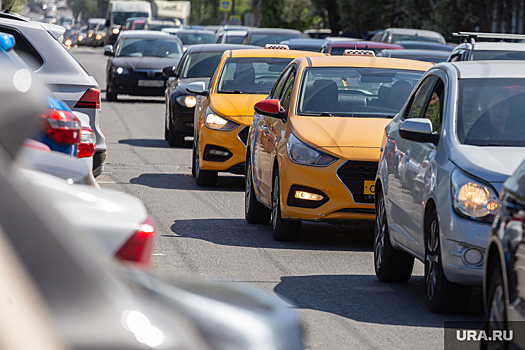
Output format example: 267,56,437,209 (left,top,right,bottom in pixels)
291,116,390,158
210,93,266,125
